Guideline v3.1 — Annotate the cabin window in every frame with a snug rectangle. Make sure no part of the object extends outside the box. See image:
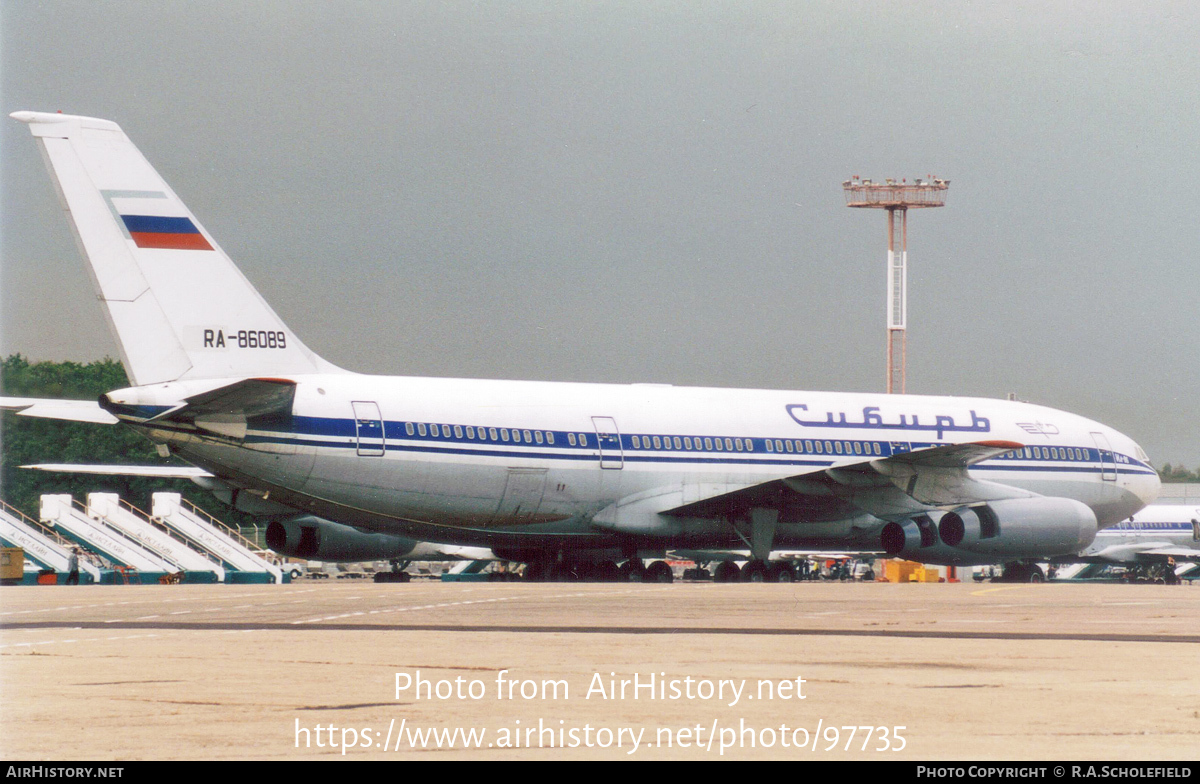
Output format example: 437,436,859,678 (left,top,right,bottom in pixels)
853,442,862,455
725,438,734,451
715,438,724,451
534,430,543,444
766,440,774,453
652,436,661,449
523,430,533,443
568,433,577,446
673,436,681,450
804,440,813,453
546,432,555,444
577,434,588,446
702,437,711,450
501,429,510,442
684,436,692,450
632,435,641,448
418,423,427,436
405,422,415,436
872,442,881,455
454,425,463,439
